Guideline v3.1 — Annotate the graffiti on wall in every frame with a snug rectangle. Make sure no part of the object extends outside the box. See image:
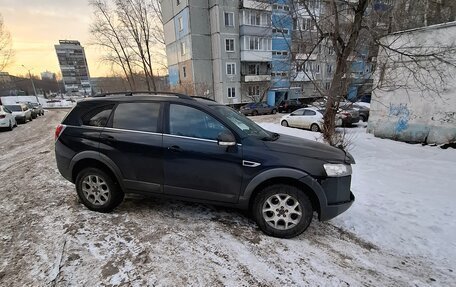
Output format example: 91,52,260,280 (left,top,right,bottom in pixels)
388,103,410,133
